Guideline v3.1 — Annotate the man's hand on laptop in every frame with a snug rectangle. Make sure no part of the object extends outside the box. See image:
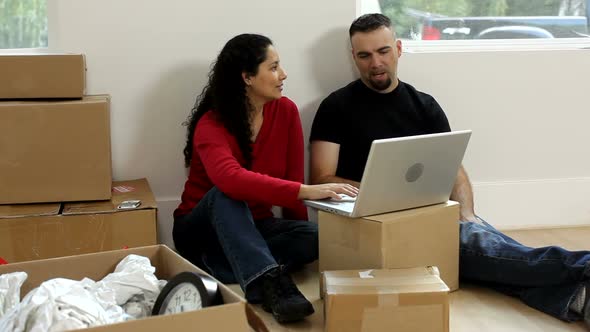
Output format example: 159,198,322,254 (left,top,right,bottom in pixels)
298,183,359,200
